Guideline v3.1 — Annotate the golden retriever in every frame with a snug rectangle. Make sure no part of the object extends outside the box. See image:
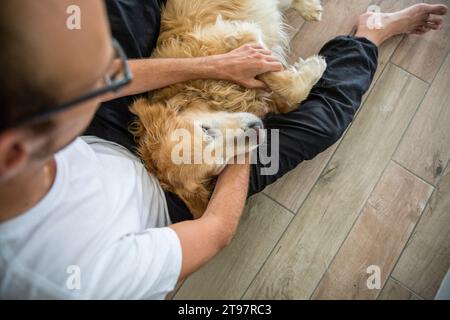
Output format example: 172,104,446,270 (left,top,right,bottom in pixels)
131,0,326,219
